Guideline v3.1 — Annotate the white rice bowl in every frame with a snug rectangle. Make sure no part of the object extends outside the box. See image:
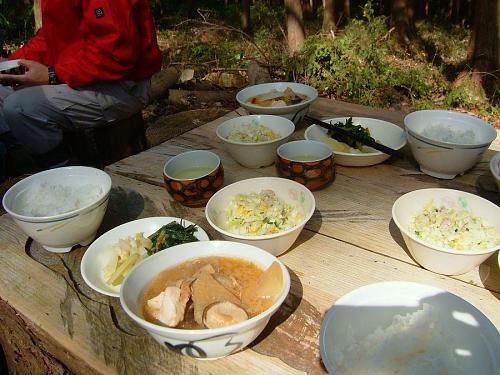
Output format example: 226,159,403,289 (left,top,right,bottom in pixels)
320,281,500,375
